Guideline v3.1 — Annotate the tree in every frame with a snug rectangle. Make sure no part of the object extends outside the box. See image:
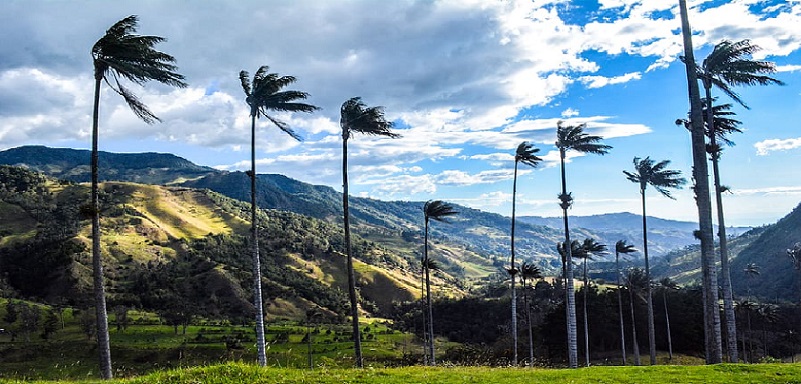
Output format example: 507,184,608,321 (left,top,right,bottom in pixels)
509,142,542,365
735,299,756,363
614,240,637,365
578,238,607,366
422,200,458,365
240,66,318,366
340,97,399,367
91,15,186,378
743,263,760,301
555,121,611,368
658,277,679,362
697,39,784,363
624,157,686,365
41,309,59,340
678,0,724,363
520,261,542,366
